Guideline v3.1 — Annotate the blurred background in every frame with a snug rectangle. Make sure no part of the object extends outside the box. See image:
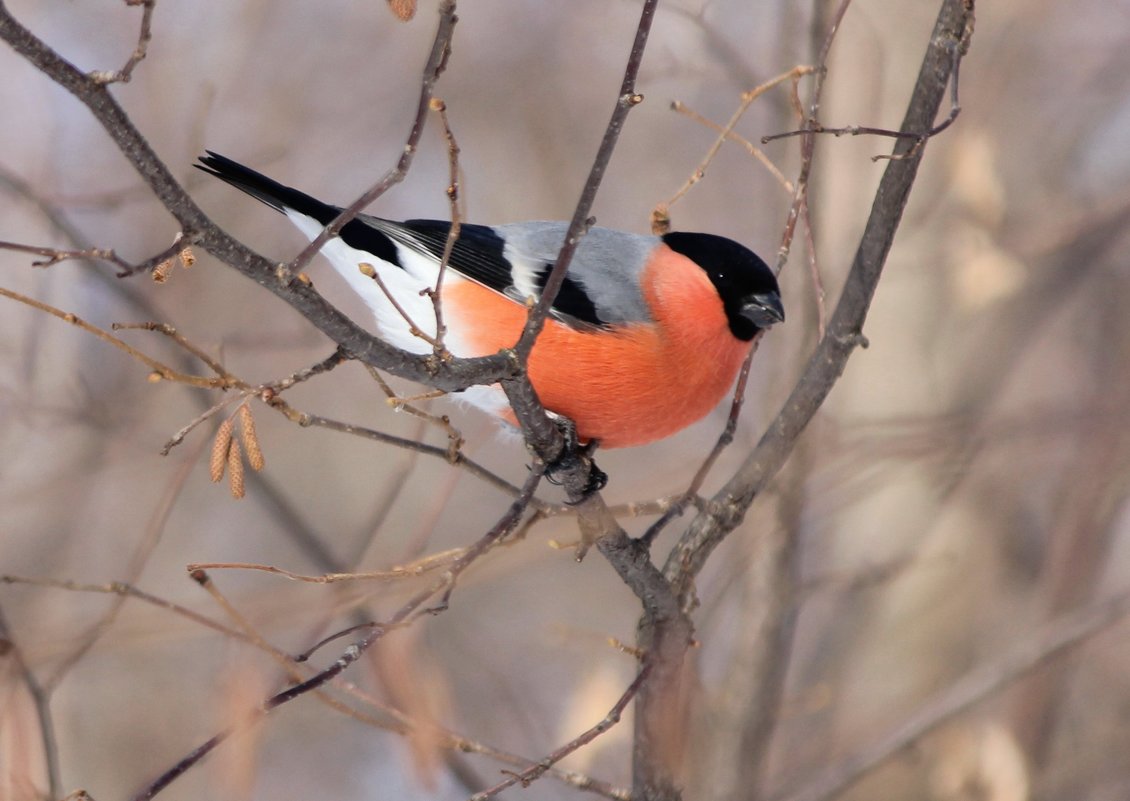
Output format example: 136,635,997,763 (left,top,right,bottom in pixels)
2,0,1129,799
